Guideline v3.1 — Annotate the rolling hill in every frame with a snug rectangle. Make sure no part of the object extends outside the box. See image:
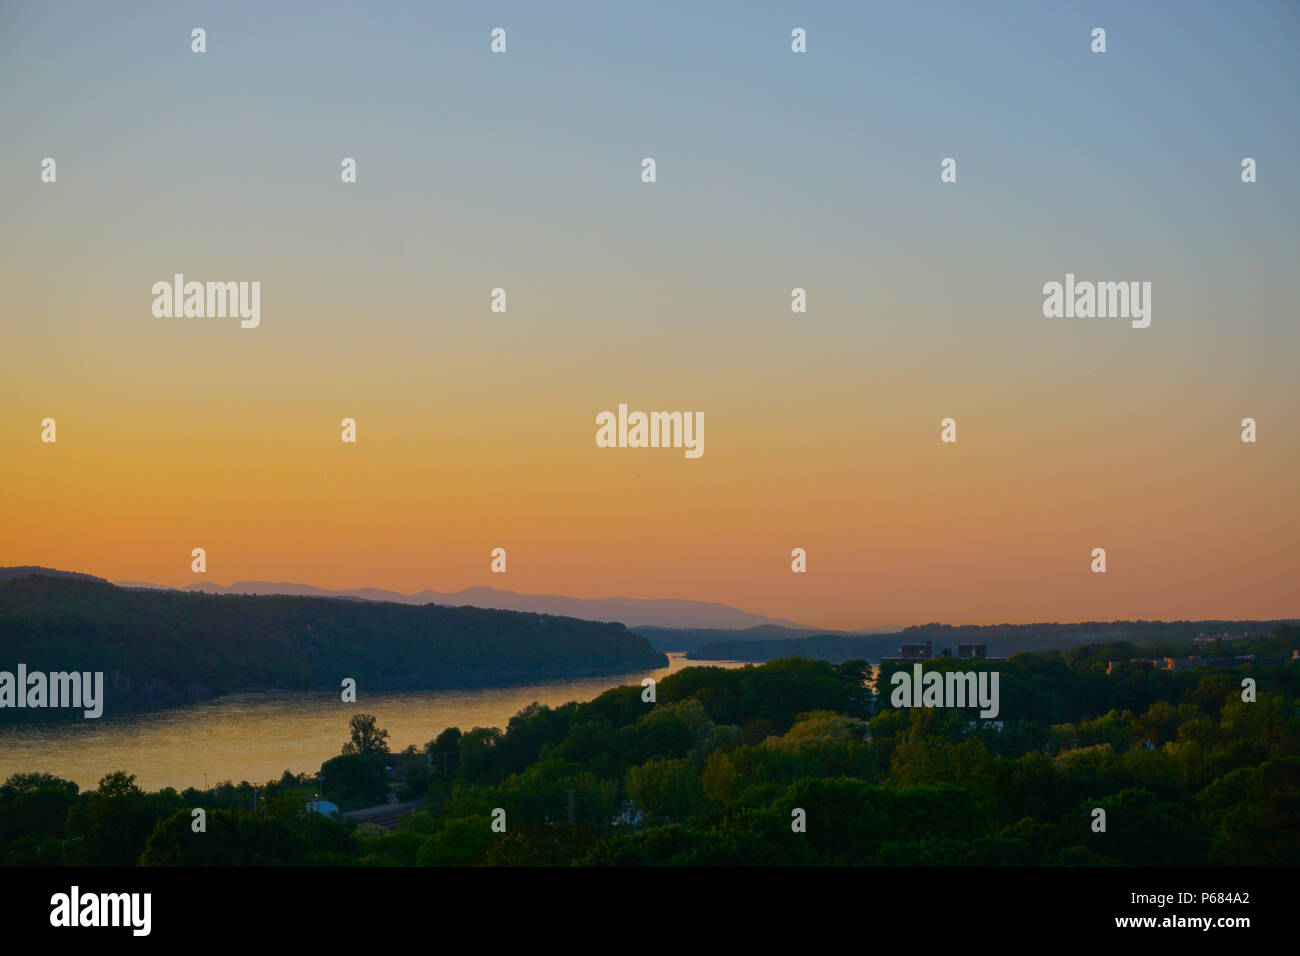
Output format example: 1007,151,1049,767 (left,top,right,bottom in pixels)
0,571,667,720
